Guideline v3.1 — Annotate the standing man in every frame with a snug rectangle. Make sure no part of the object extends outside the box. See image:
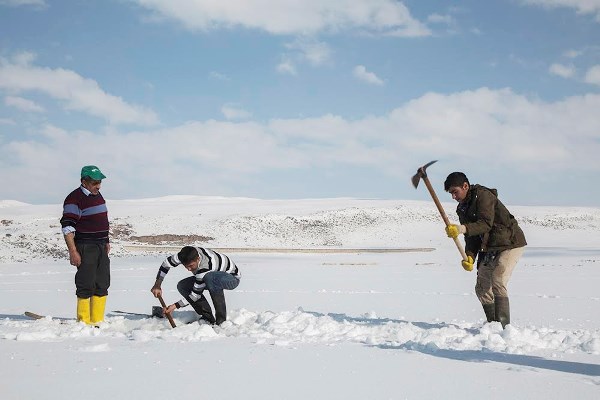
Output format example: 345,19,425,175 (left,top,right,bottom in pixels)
151,246,241,325
444,172,526,328
60,165,110,325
